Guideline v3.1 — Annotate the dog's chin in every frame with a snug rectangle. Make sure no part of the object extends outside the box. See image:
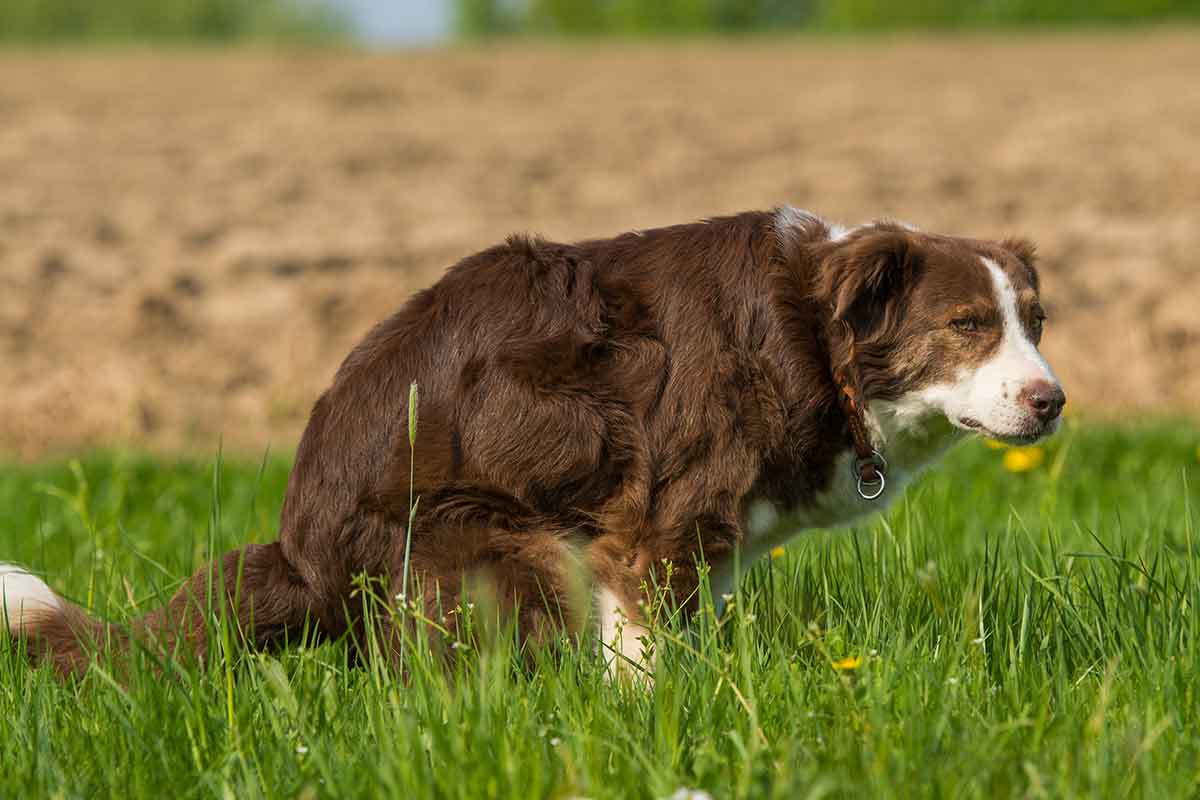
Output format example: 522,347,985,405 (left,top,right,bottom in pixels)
953,415,1059,445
